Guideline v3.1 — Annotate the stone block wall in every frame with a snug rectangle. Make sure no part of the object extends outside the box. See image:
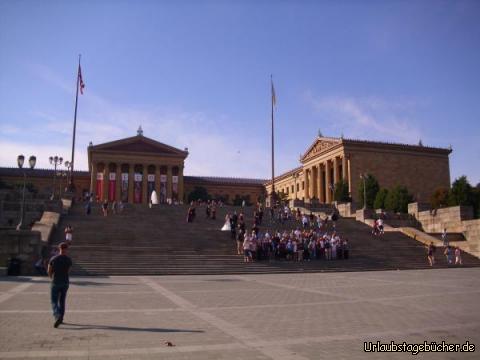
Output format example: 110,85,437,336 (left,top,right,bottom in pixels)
336,202,356,217
347,147,450,203
0,229,43,275
417,206,473,233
